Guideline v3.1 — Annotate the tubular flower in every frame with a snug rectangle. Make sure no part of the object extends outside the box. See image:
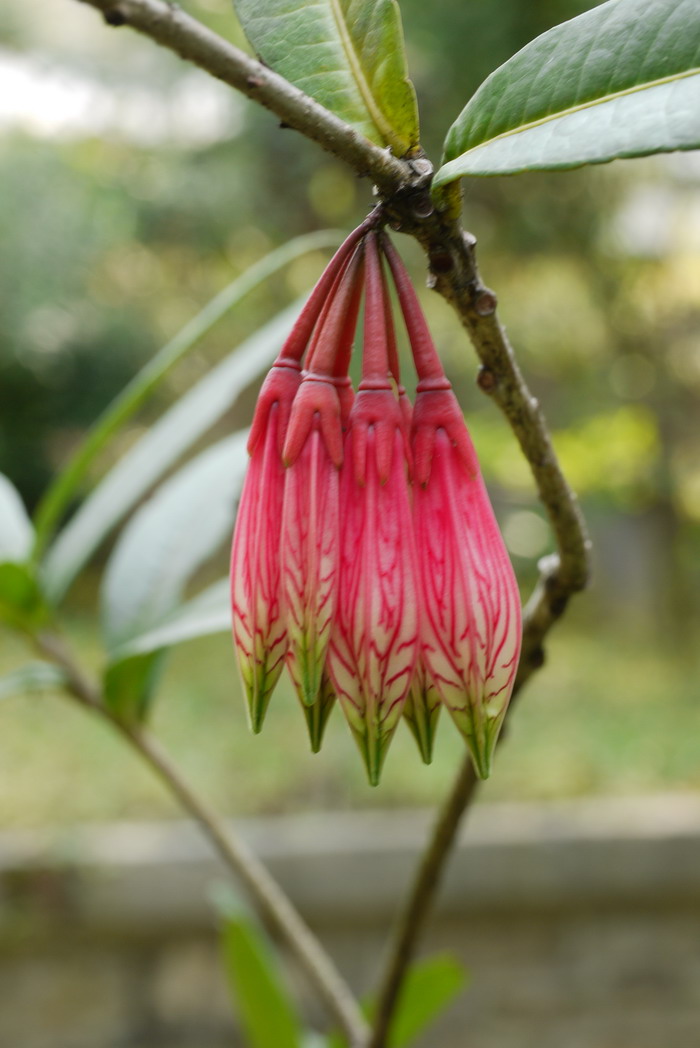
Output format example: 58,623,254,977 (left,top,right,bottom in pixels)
326,233,419,784
385,236,522,778
230,224,366,732
230,218,521,783
281,245,364,721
